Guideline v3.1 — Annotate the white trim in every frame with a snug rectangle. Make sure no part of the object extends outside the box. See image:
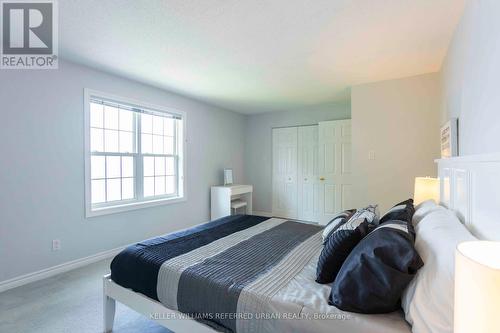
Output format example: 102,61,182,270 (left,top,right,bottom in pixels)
0,244,127,293
87,196,187,217
252,210,273,217
84,88,188,218
435,152,500,163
